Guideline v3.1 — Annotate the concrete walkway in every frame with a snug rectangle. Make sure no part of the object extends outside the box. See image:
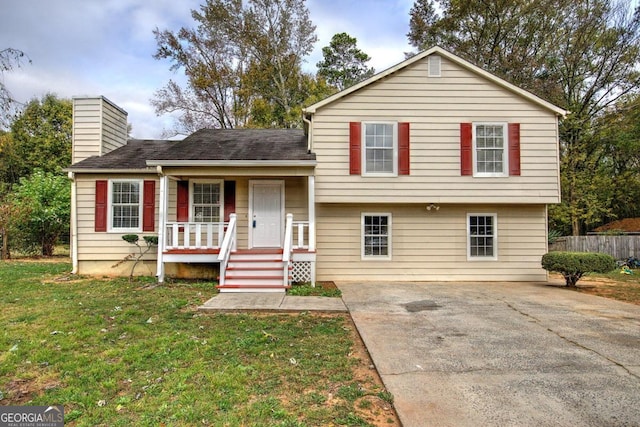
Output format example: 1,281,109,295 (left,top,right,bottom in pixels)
339,281,640,427
199,292,347,312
